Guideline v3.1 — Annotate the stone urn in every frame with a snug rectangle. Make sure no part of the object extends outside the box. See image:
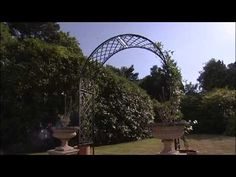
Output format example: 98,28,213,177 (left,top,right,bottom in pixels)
52,127,79,151
48,126,79,155
151,123,185,155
